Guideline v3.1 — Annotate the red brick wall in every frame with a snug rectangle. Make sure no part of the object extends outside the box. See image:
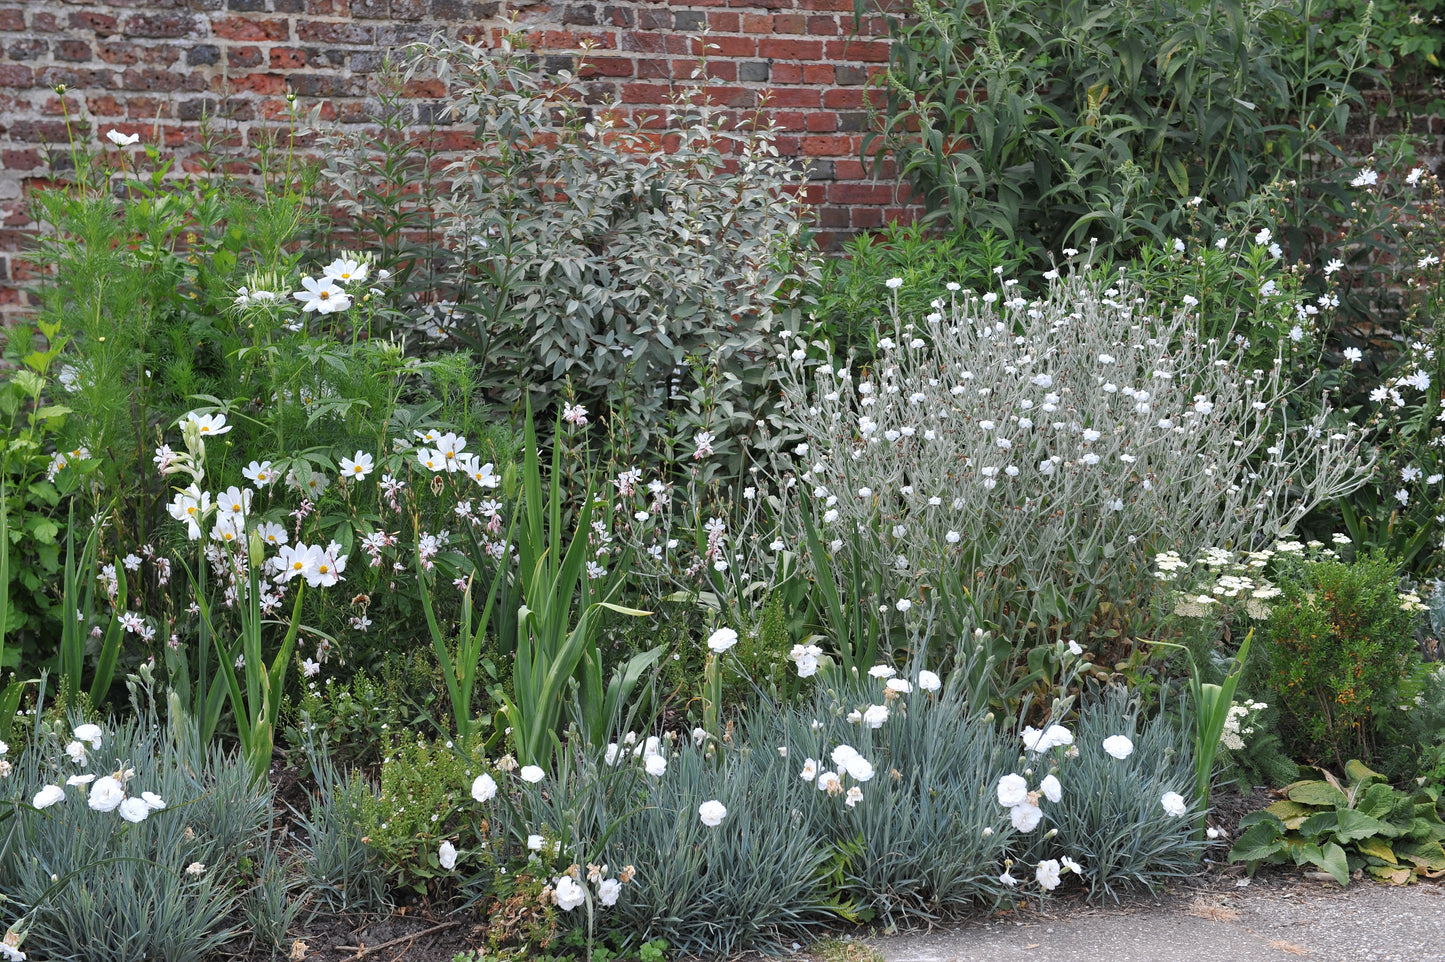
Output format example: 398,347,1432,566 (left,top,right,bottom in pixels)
0,0,920,323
